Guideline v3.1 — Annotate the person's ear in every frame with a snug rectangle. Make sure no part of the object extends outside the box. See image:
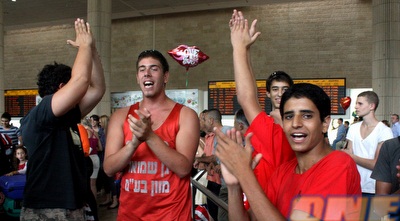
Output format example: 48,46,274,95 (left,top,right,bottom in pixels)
322,115,331,133
164,71,170,85
266,91,271,98
369,103,376,112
